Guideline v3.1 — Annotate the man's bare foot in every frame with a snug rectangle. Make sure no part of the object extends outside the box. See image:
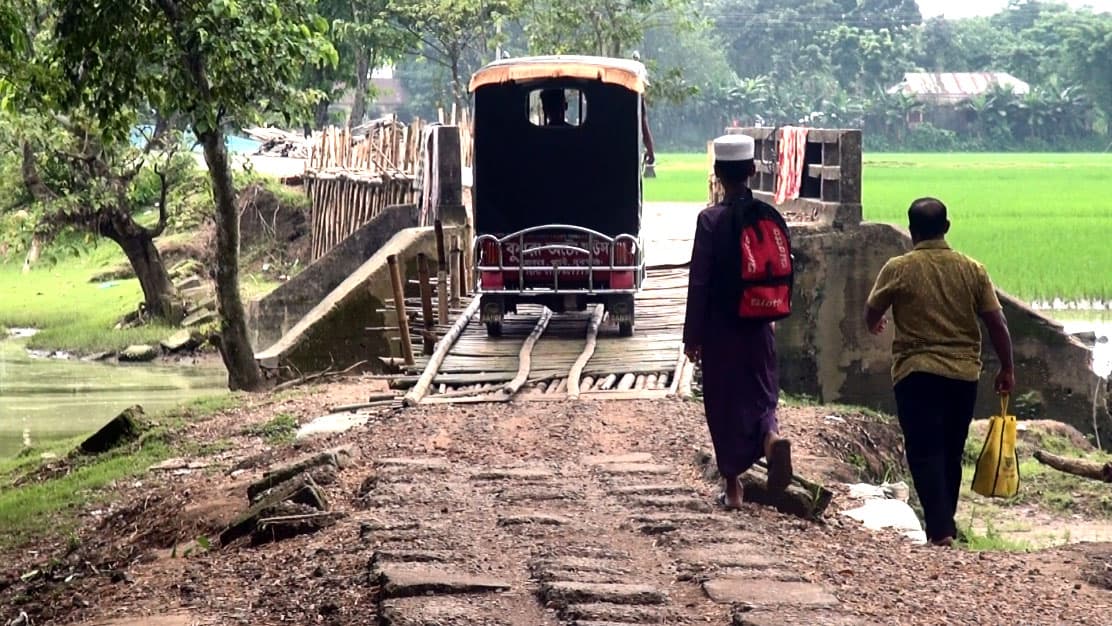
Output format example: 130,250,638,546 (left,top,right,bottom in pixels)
931,536,954,548
717,478,743,510
765,433,793,495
